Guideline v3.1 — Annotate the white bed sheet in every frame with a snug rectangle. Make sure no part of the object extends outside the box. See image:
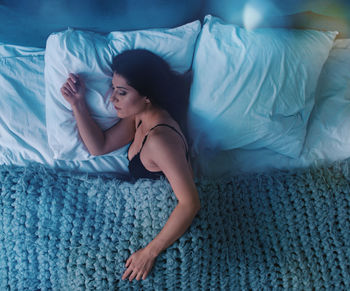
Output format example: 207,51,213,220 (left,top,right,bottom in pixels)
0,44,52,166
0,43,129,176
